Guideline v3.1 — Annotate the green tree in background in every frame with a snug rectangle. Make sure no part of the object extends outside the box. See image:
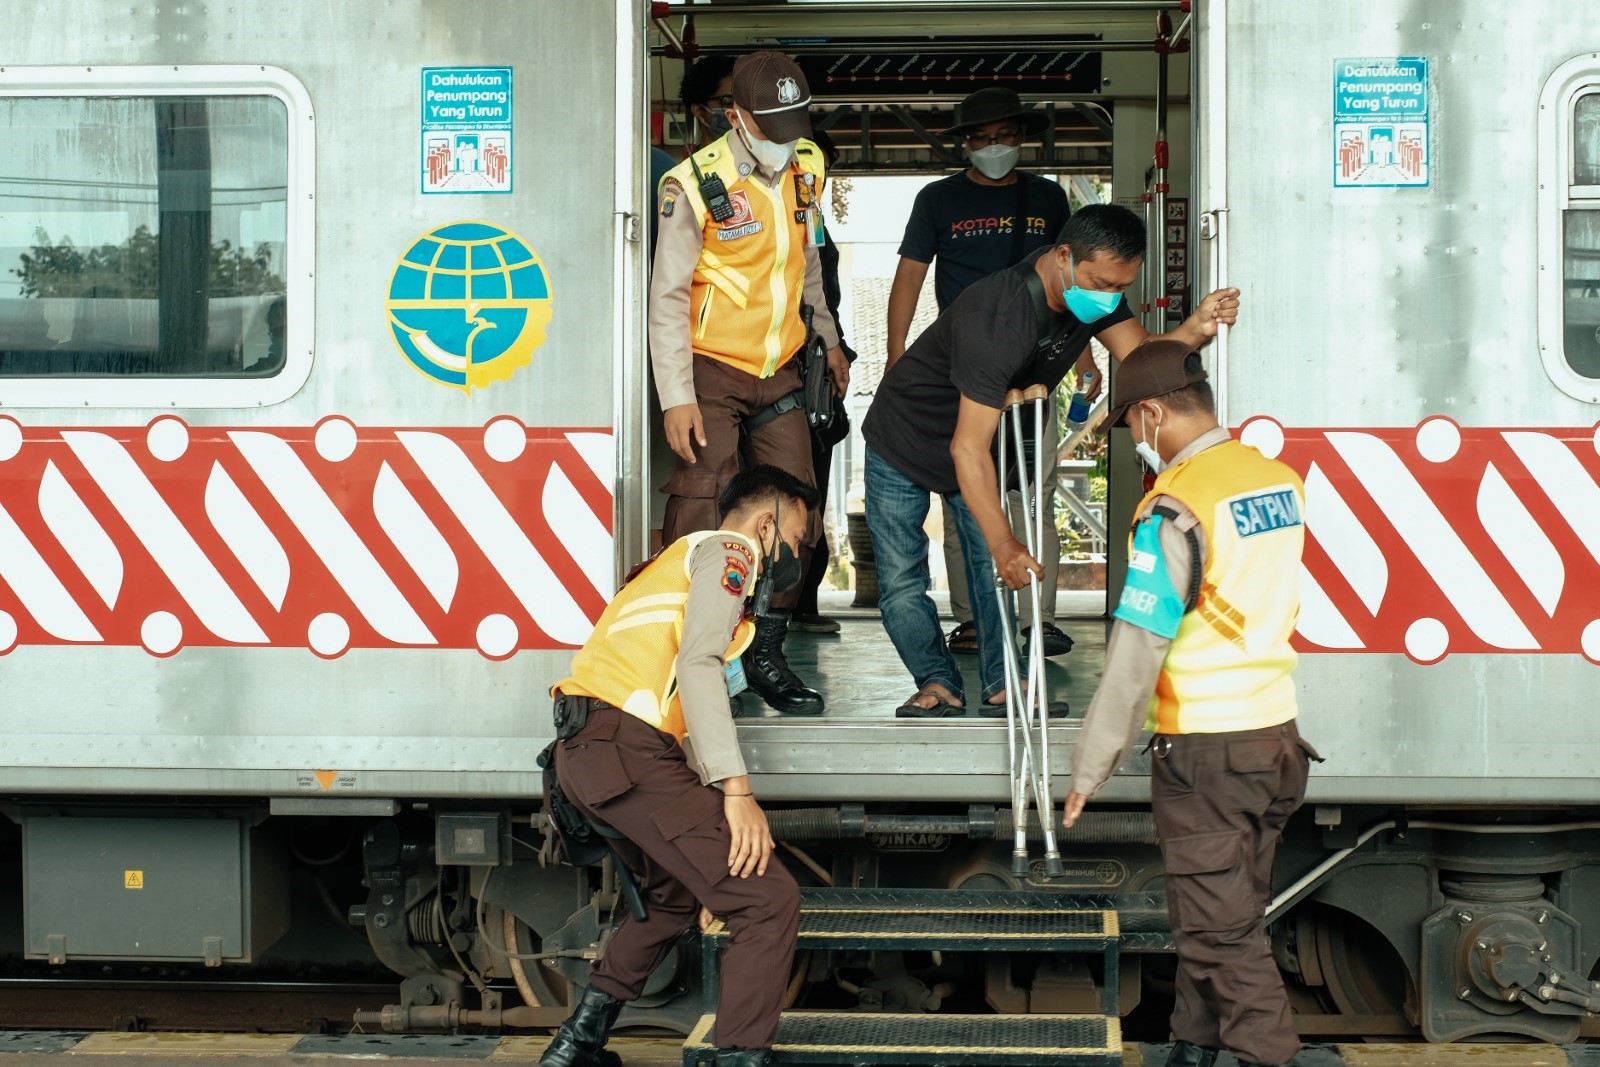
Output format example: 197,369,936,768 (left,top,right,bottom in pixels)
13,226,285,299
